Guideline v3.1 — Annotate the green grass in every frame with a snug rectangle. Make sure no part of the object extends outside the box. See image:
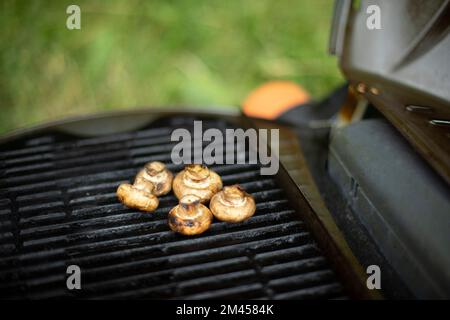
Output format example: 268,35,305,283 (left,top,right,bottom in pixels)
0,0,343,134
